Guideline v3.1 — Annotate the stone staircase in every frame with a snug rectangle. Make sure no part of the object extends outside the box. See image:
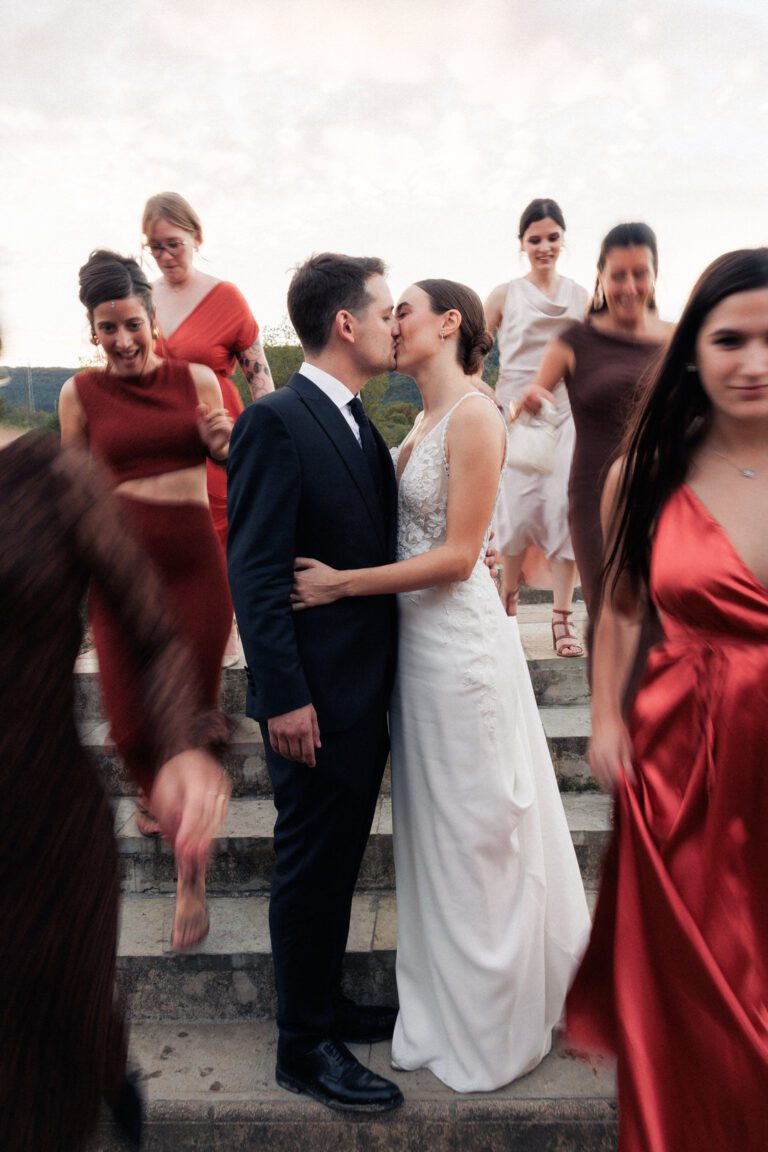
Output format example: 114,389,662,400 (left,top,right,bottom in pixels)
82,600,617,1151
